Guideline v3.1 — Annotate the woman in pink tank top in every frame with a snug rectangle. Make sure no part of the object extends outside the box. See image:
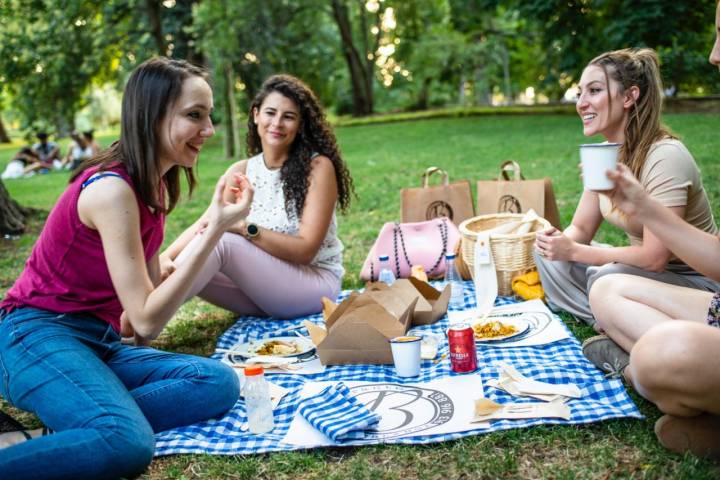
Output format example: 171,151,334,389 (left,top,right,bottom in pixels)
0,57,253,479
